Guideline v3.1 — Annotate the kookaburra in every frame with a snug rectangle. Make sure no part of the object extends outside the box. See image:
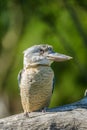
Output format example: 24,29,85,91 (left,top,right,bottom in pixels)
18,44,72,115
